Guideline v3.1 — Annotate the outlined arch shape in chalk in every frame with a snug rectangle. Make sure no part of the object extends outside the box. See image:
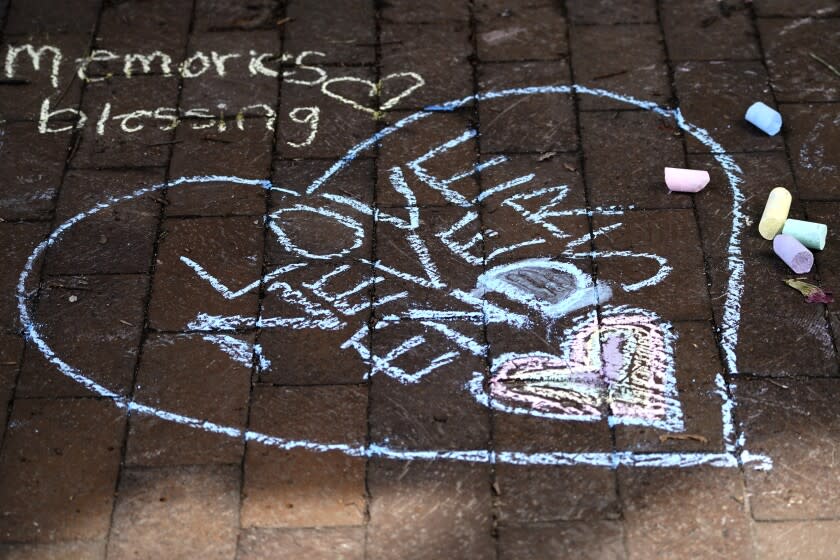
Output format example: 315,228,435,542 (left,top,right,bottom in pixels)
17,85,769,470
